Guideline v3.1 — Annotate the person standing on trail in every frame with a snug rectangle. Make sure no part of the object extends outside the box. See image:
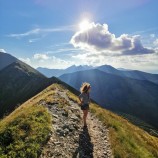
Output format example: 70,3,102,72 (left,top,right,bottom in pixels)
78,82,91,127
